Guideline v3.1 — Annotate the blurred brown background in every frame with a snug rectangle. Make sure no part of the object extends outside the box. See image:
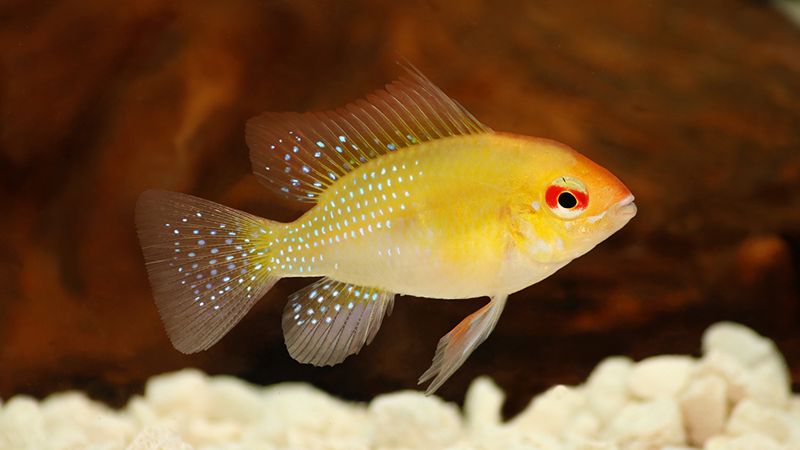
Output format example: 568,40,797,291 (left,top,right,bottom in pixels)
1,0,799,414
